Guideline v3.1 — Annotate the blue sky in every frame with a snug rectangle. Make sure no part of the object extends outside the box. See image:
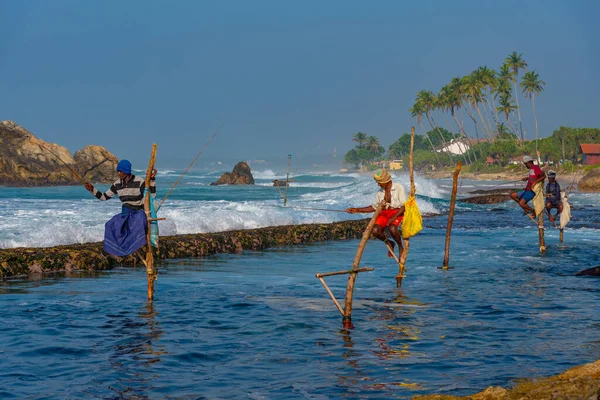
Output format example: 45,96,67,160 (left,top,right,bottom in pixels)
1,0,598,169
